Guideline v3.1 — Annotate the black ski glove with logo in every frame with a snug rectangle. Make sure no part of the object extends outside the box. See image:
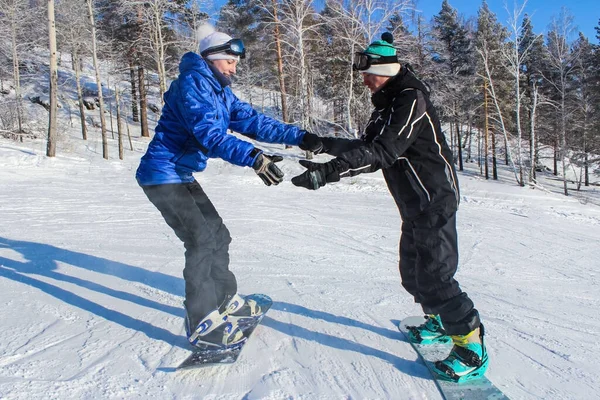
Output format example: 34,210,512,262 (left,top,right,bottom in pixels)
291,159,348,190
